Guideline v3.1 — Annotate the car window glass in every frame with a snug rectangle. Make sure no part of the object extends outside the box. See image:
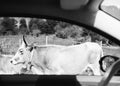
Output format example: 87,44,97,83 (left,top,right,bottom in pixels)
101,0,120,21
0,17,119,75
